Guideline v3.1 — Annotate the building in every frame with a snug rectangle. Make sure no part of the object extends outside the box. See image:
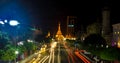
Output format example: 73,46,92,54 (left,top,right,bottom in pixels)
102,7,112,45
102,7,111,35
55,22,64,41
112,23,120,48
65,16,77,40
